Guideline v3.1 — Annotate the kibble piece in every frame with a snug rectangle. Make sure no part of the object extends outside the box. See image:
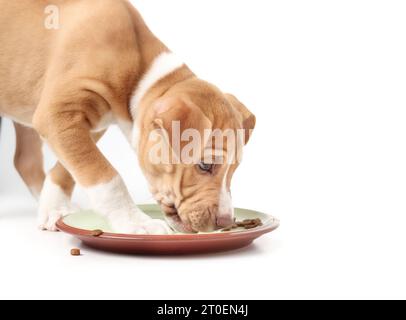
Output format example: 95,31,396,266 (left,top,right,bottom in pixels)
91,229,104,237
244,224,259,229
254,218,263,225
237,220,255,227
243,219,263,229
221,218,263,232
71,248,81,256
